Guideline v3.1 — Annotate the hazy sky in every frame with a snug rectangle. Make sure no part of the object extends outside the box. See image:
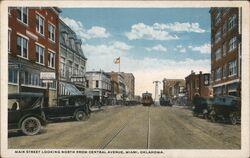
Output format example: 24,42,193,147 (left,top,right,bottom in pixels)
61,8,211,96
